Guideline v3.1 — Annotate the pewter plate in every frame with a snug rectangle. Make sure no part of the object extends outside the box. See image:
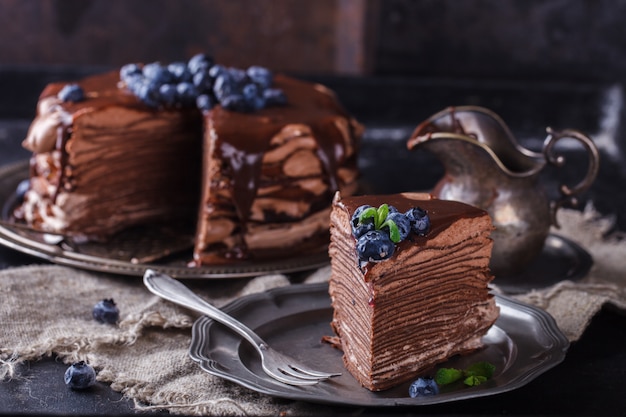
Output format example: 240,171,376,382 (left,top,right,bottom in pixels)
189,283,569,406
0,160,329,278
0,160,591,284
